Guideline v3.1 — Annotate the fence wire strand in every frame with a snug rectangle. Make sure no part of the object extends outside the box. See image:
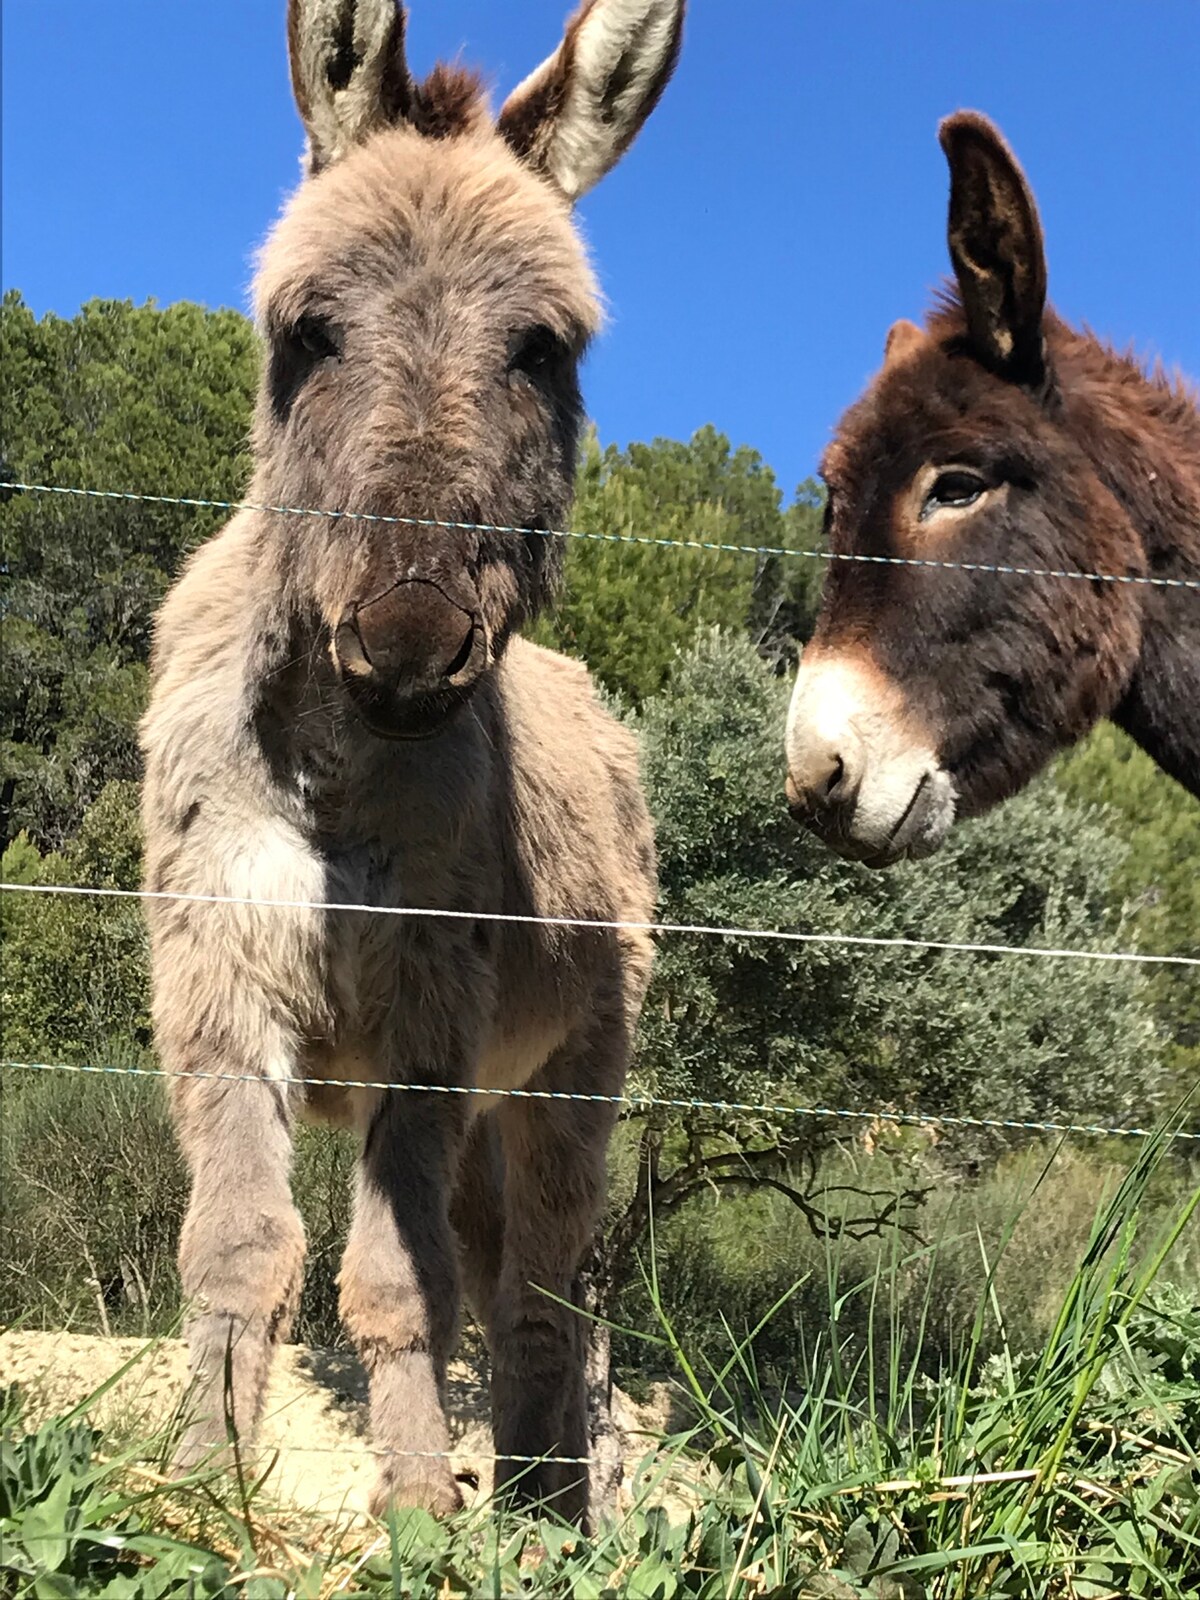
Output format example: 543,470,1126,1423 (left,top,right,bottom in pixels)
4,1060,1194,1144
5,471,1198,1517
4,881,1196,969
8,480,1200,590
202,1440,594,1468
